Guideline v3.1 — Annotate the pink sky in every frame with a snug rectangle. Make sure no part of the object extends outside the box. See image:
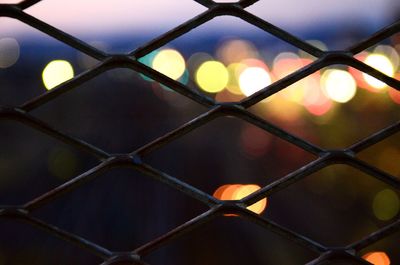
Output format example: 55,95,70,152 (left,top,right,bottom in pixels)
0,0,397,37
